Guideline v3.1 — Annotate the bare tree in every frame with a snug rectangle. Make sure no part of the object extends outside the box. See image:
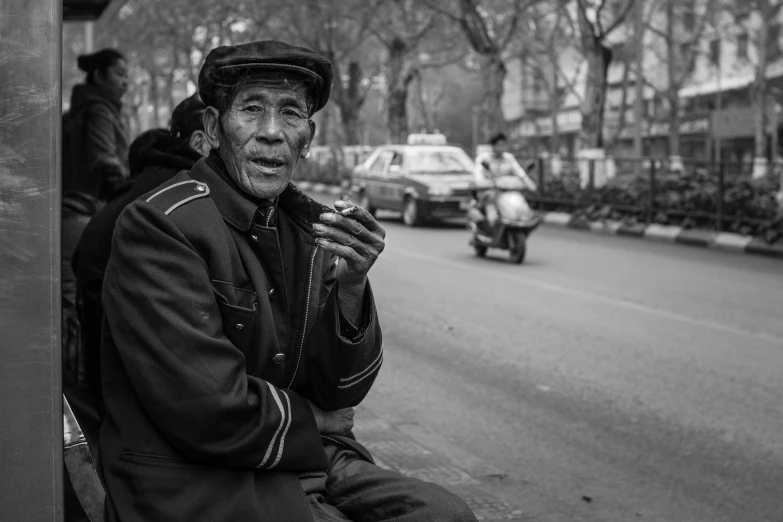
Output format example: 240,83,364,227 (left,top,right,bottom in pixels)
370,0,443,143
745,0,783,166
423,0,534,139
276,0,385,145
518,0,577,154
575,0,637,149
644,0,717,160
412,71,450,132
